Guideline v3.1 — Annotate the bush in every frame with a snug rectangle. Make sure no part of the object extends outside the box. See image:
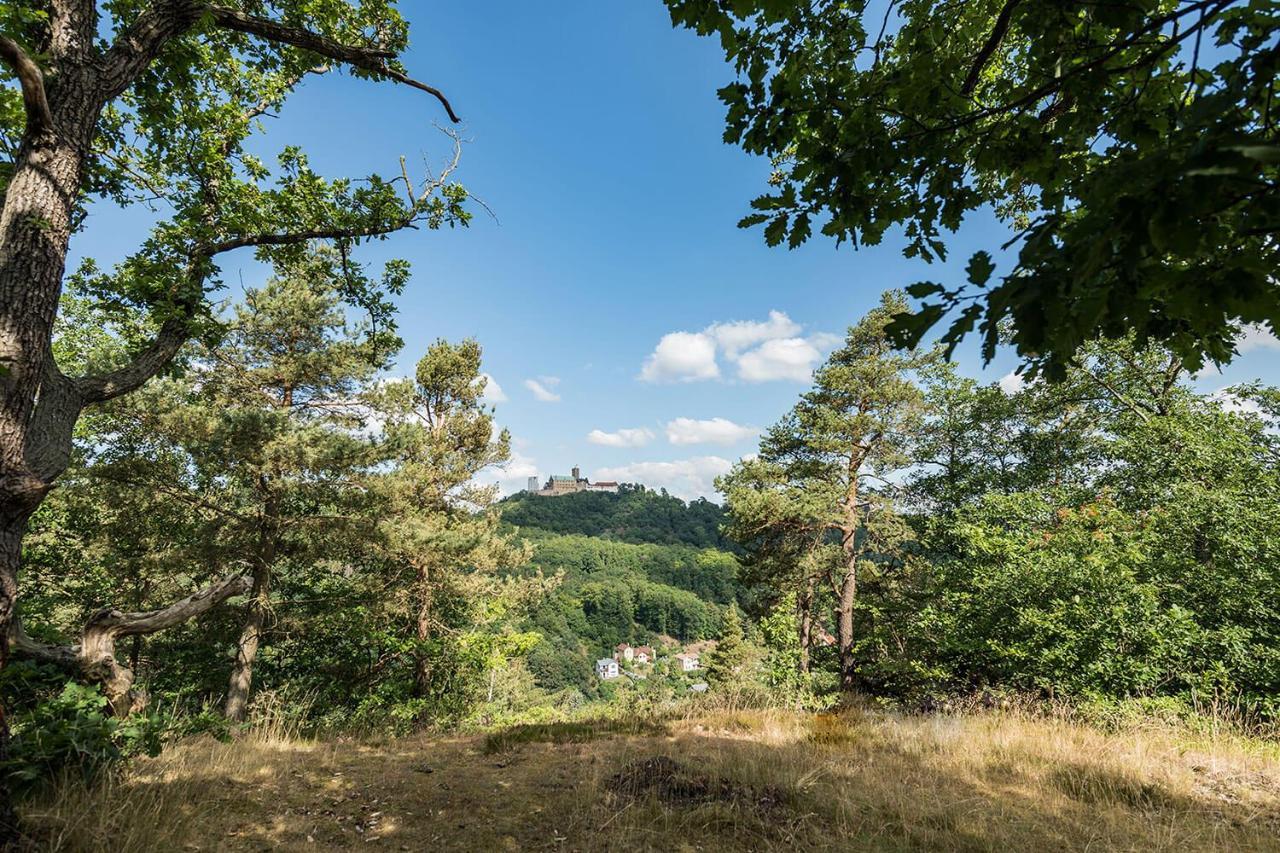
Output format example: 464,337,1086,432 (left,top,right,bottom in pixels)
3,682,164,796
